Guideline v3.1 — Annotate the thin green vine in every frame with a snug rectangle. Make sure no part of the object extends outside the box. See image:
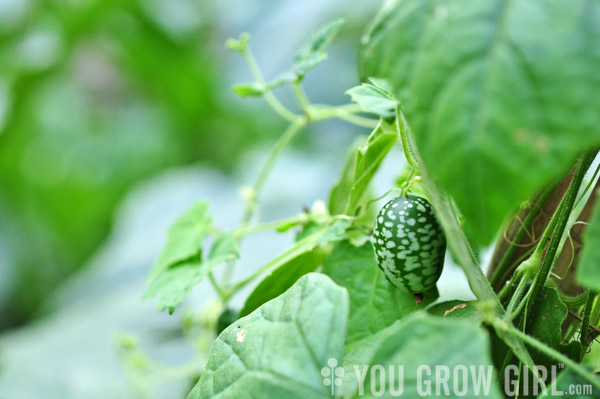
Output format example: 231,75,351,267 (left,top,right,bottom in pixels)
217,36,379,290
495,319,600,391
580,291,597,357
